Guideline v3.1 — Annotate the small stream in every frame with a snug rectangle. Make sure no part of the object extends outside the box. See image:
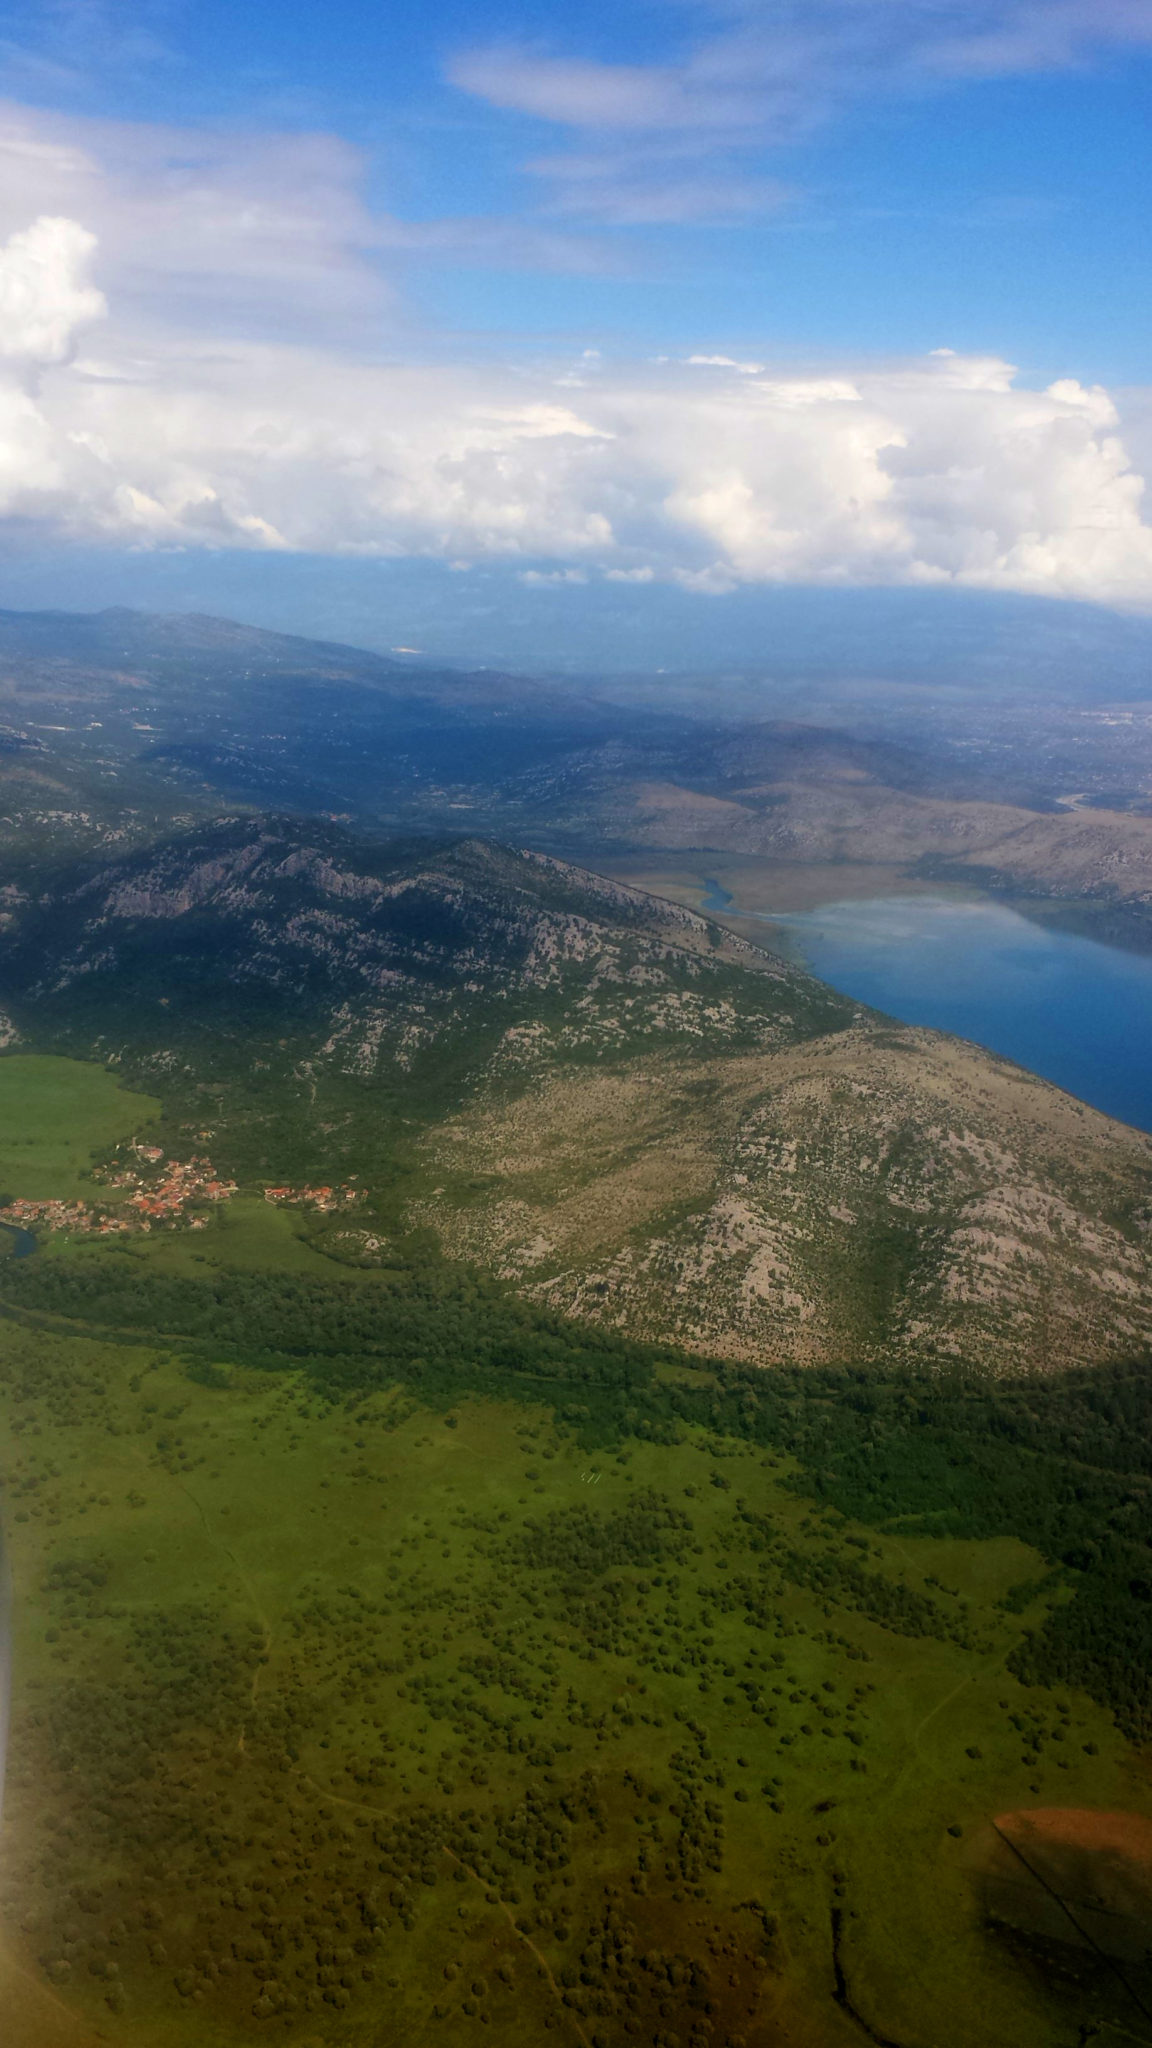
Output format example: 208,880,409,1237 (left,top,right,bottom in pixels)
0,1220,37,1259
